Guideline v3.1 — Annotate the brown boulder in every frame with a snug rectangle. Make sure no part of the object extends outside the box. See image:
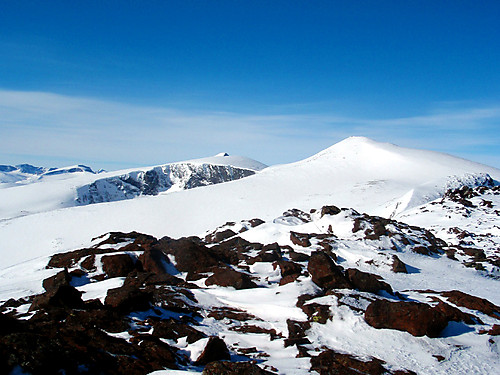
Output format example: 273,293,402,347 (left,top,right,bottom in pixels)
42,269,71,292
310,349,387,375
441,290,500,319
152,318,206,343
202,361,273,375
273,260,302,285
125,271,184,287
307,251,351,290
205,229,237,244
133,336,178,370
81,254,96,271
94,231,157,248
208,307,258,322
279,274,301,286
288,250,310,262
161,238,220,278
248,218,265,227
365,299,448,337
209,237,260,265
101,254,136,278
488,324,500,336
290,231,312,247
284,319,311,347
346,269,393,295
310,349,416,375
205,268,258,290
300,303,331,324
434,301,478,325
274,260,302,277
30,285,84,312
321,205,341,217
391,255,408,273
138,248,170,274
104,284,152,312
195,336,230,365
